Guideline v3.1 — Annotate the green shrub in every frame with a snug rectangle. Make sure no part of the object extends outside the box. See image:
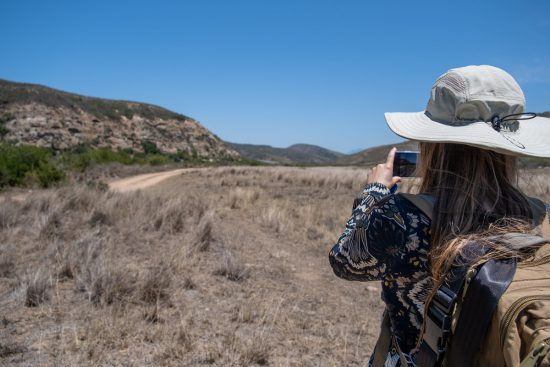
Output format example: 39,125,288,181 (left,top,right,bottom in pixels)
141,140,160,155
0,113,14,124
0,125,9,138
61,146,136,172
167,150,193,163
122,147,134,155
0,143,64,188
0,113,12,138
146,154,170,166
